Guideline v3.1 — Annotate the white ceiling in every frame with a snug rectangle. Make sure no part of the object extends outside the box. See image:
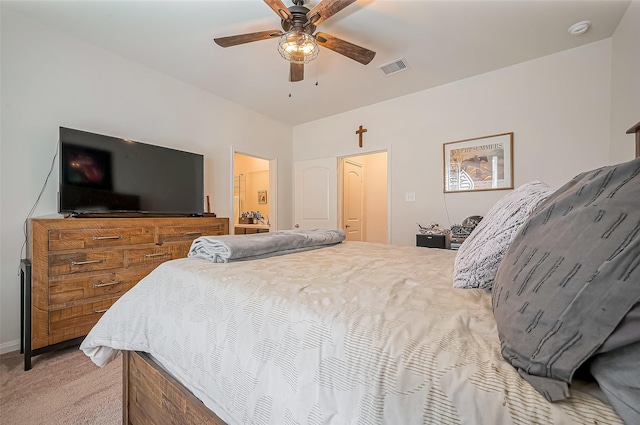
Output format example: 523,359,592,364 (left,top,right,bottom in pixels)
3,0,631,126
